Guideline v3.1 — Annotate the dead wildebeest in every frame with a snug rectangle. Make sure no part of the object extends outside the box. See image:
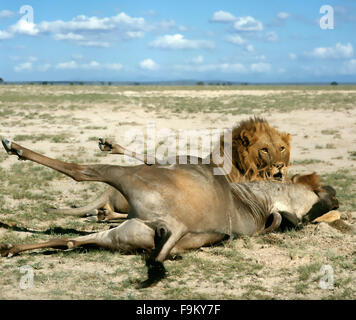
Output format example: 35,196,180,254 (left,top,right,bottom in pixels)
0,138,338,288
44,117,291,222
